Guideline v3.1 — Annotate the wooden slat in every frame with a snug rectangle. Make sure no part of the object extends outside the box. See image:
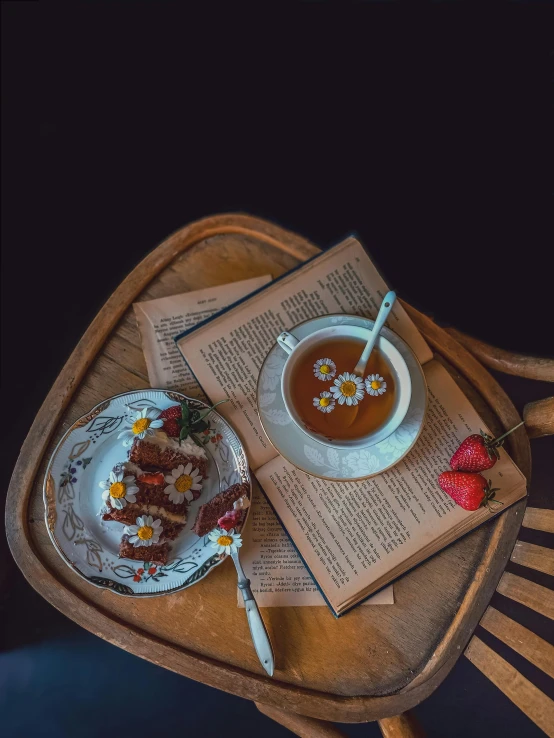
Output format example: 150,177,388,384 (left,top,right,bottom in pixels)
511,541,554,575
497,572,554,620
523,507,554,534
523,397,554,438
466,637,554,737
255,702,349,738
378,713,425,738
480,607,554,679
445,327,554,382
